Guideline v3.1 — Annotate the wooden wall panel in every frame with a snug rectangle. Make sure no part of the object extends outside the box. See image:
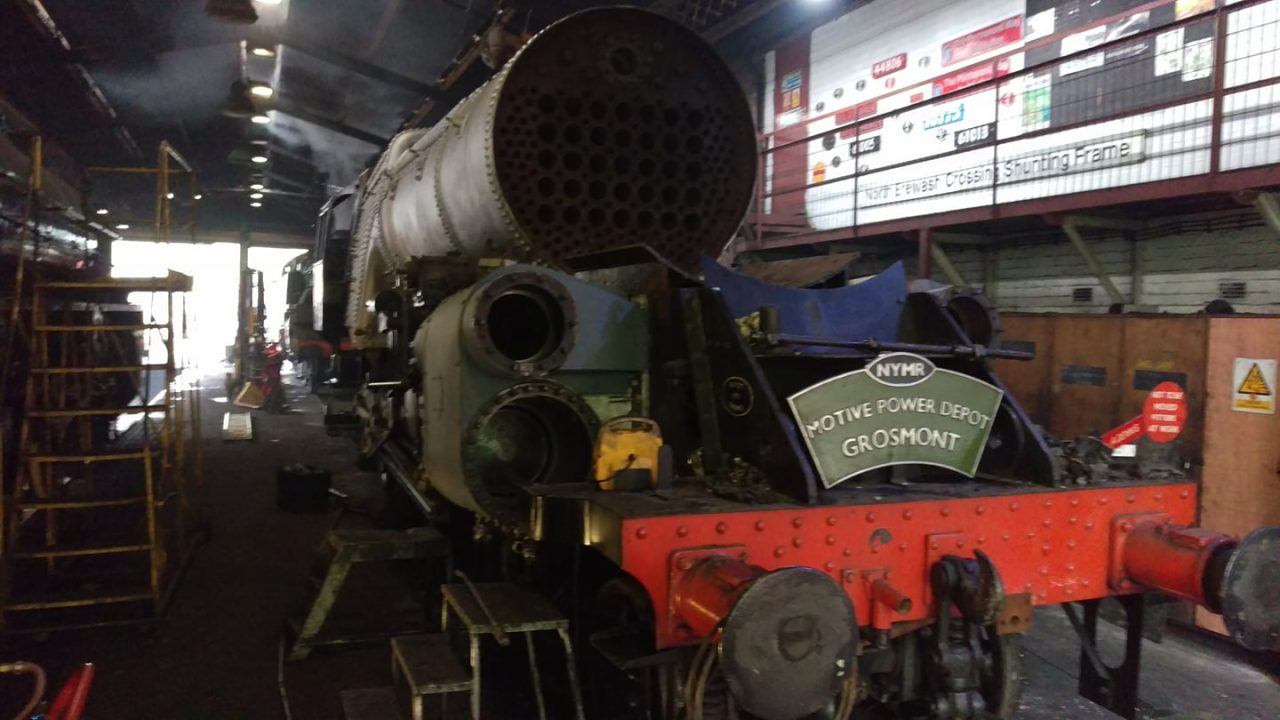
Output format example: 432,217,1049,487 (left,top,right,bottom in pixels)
993,314,1055,427
997,314,1209,461
1046,316,1125,441
1197,317,1280,632
1118,317,1208,460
